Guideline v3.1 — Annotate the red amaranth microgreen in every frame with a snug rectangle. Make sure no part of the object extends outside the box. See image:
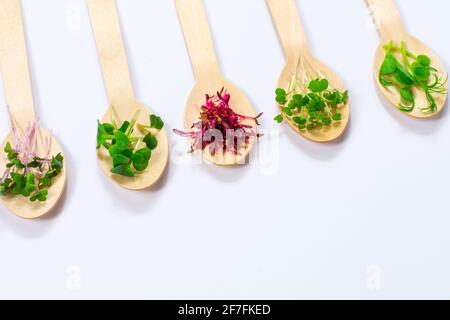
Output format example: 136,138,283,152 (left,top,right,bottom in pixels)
174,88,262,155
0,115,63,202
